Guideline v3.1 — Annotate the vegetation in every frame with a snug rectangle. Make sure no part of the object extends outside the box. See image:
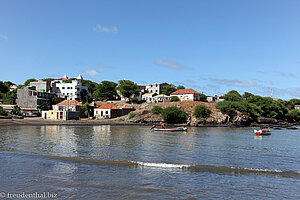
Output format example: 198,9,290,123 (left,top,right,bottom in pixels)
11,105,21,116
152,106,163,114
161,84,177,96
128,112,136,119
193,105,211,119
0,81,17,104
176,85,185,90
24,78,37,86
170,96,180,102
161,106,188,124
223,90,242,101
0,107,8,116
93,81,117,101
116,80,139,102
199,93,207,102
81,102,90,117
216,90,292,120
287,109,300,122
